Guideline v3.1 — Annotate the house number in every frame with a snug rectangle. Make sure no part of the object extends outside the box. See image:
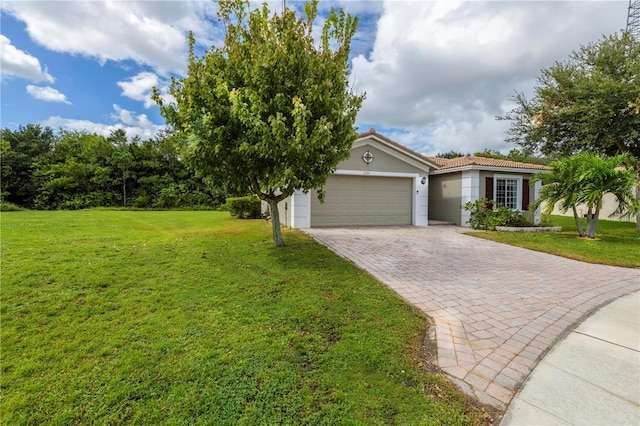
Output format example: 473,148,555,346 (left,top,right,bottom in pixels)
362,150,374,164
